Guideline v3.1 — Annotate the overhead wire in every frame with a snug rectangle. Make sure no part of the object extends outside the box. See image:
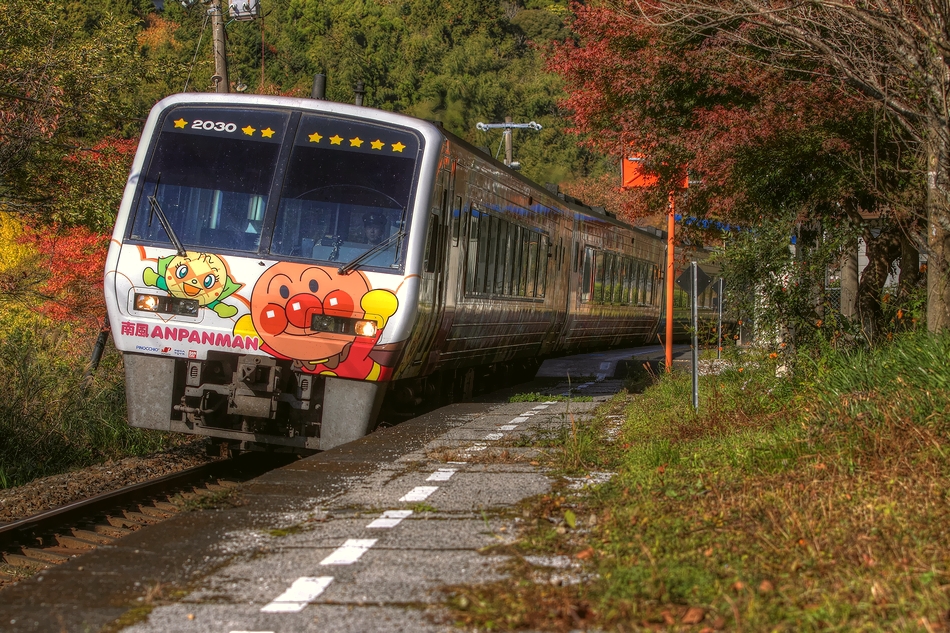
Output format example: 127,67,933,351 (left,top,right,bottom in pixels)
183,10,212,92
